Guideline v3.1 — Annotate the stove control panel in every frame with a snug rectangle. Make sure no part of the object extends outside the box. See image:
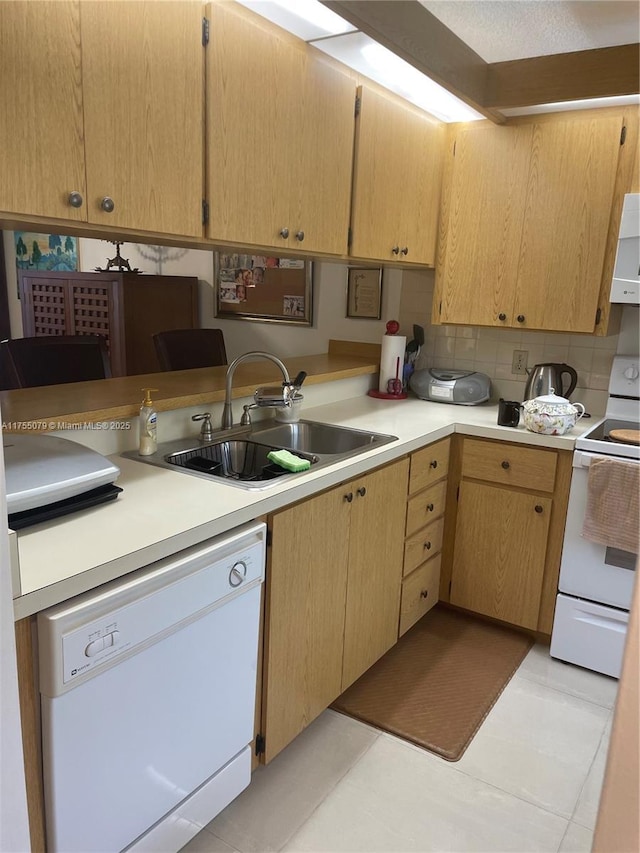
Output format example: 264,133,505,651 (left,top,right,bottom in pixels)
609,356,639,398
